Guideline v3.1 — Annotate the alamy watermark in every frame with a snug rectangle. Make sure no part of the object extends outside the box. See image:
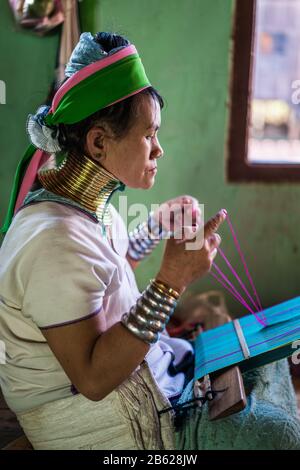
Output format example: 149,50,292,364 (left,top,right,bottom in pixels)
117,196,205,250
0,340,6,364
0,80,6,104
291,340,300,365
